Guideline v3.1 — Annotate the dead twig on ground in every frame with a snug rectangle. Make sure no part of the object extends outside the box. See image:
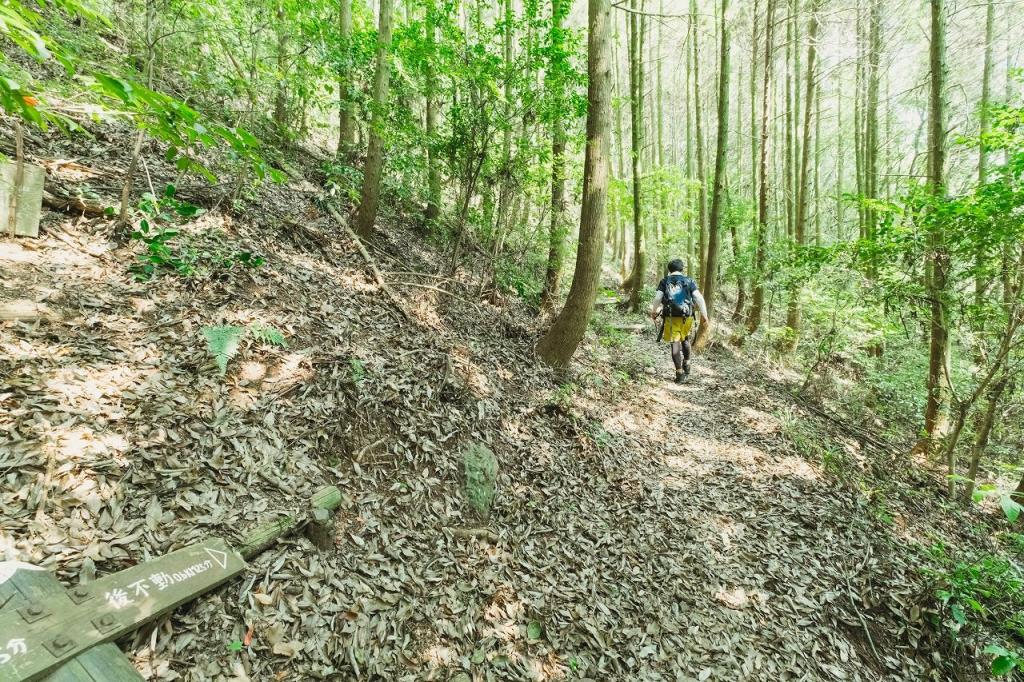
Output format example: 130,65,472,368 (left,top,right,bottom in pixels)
324,204,412,323
845,574,882,664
